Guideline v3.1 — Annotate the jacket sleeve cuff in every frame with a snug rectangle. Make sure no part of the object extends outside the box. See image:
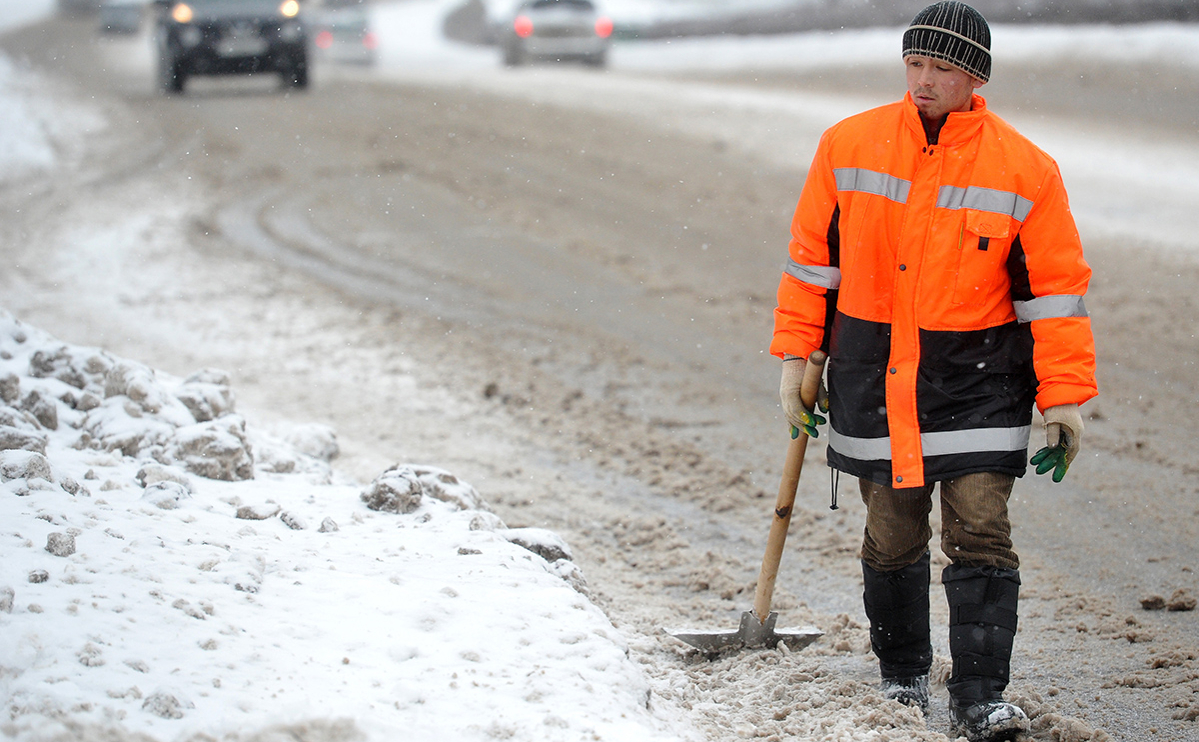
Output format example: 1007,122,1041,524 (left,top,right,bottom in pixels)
1036,384,1098,414
770,336,820,361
